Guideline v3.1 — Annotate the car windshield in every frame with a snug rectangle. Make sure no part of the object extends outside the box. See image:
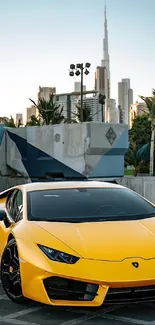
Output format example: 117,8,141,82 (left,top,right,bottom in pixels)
27,187,155,223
